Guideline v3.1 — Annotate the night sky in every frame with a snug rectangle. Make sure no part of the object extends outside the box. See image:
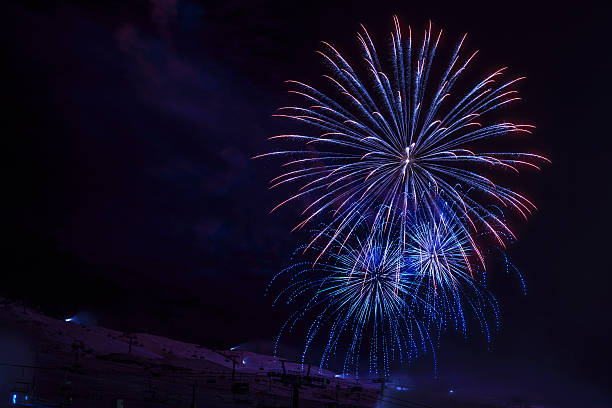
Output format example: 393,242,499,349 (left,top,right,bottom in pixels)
6,0,611,403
